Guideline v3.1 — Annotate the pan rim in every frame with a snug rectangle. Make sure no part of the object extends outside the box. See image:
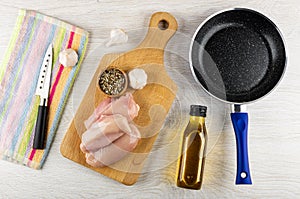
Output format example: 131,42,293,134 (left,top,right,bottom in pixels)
189,7,288,105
